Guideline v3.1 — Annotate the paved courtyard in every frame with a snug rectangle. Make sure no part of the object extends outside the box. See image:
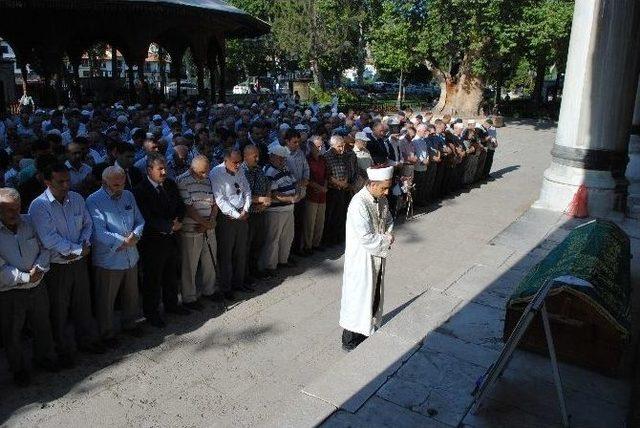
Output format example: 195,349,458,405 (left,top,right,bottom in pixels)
1,121,636,427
